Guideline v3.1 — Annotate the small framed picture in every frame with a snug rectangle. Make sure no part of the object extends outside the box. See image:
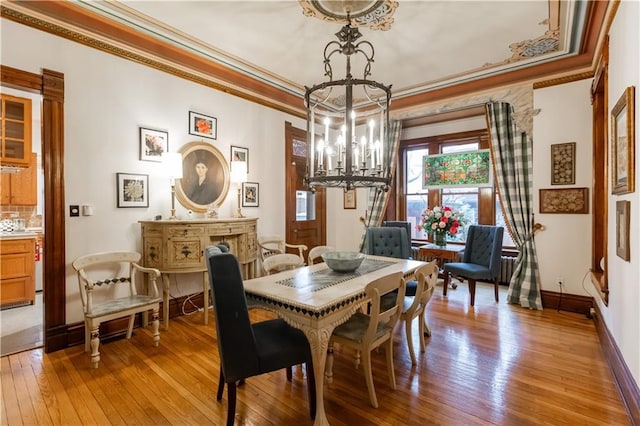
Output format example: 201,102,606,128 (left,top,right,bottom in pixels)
230,145,249,170
139,127,168,162
189,111,217,140
242,182,259,207
539,187,589,214
616,200,630,261
343,189,357,209
116,173,149,208
611,86,635,195
550,142,576,185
